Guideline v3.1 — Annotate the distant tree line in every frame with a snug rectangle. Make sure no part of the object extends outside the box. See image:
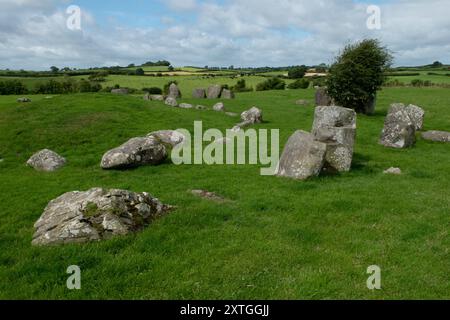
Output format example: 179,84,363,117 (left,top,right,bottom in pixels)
0,78,103,95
